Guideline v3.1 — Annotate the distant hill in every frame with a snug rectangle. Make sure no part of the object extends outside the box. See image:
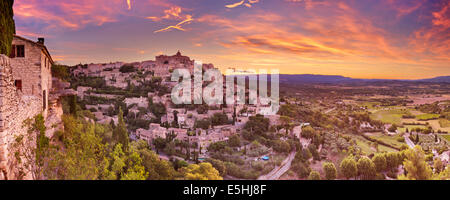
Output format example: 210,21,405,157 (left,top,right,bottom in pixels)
228,74,450,84
417,76,450,83
278,74,353,83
